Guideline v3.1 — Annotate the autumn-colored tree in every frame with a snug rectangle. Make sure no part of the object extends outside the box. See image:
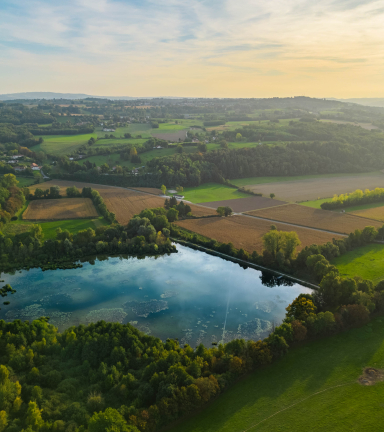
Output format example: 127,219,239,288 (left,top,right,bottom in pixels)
194,376,219,403
286,294,316,321
291,320,307,341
